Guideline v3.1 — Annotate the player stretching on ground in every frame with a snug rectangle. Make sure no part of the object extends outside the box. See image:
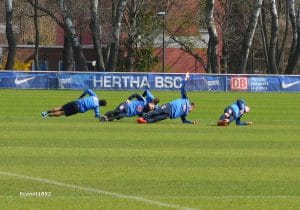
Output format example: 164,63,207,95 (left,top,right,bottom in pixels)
41,89,107,118
137,72,197,124
217,99,252,126
100,88,159,122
